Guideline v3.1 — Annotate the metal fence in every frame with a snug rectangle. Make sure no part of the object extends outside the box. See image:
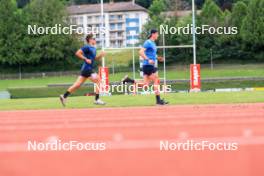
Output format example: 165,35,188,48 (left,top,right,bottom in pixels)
0,71,79,80
0,64,263,80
